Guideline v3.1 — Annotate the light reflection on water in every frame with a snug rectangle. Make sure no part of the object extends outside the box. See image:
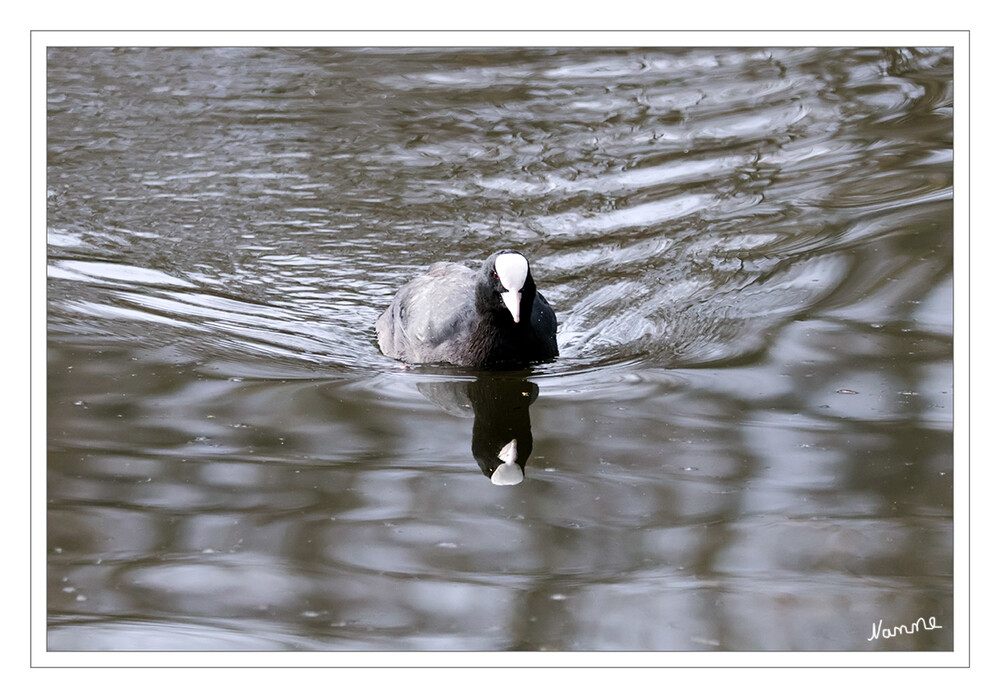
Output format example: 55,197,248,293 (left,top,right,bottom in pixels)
47,46,953,651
